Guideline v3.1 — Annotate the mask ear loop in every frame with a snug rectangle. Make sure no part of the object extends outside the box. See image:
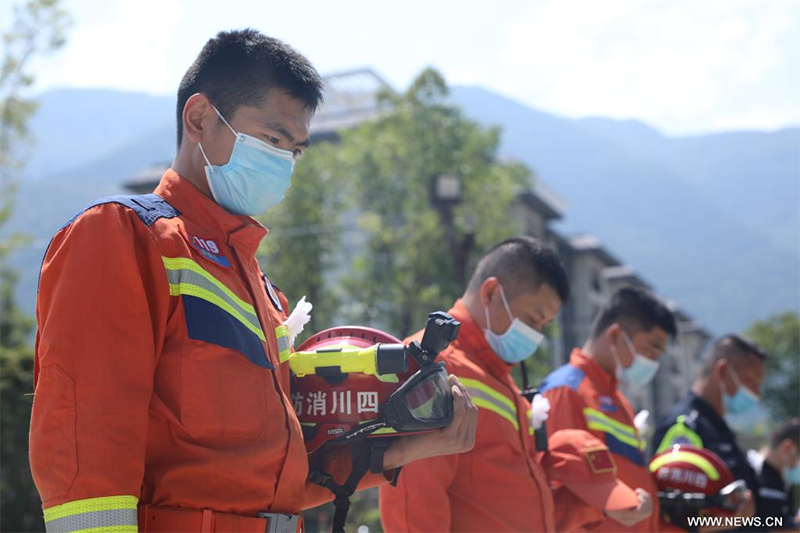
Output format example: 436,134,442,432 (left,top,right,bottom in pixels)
197,104,238,168
485,283,513,333
197,142,213,167
621,331,638,362
497,284,515,322
211,104,238,136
